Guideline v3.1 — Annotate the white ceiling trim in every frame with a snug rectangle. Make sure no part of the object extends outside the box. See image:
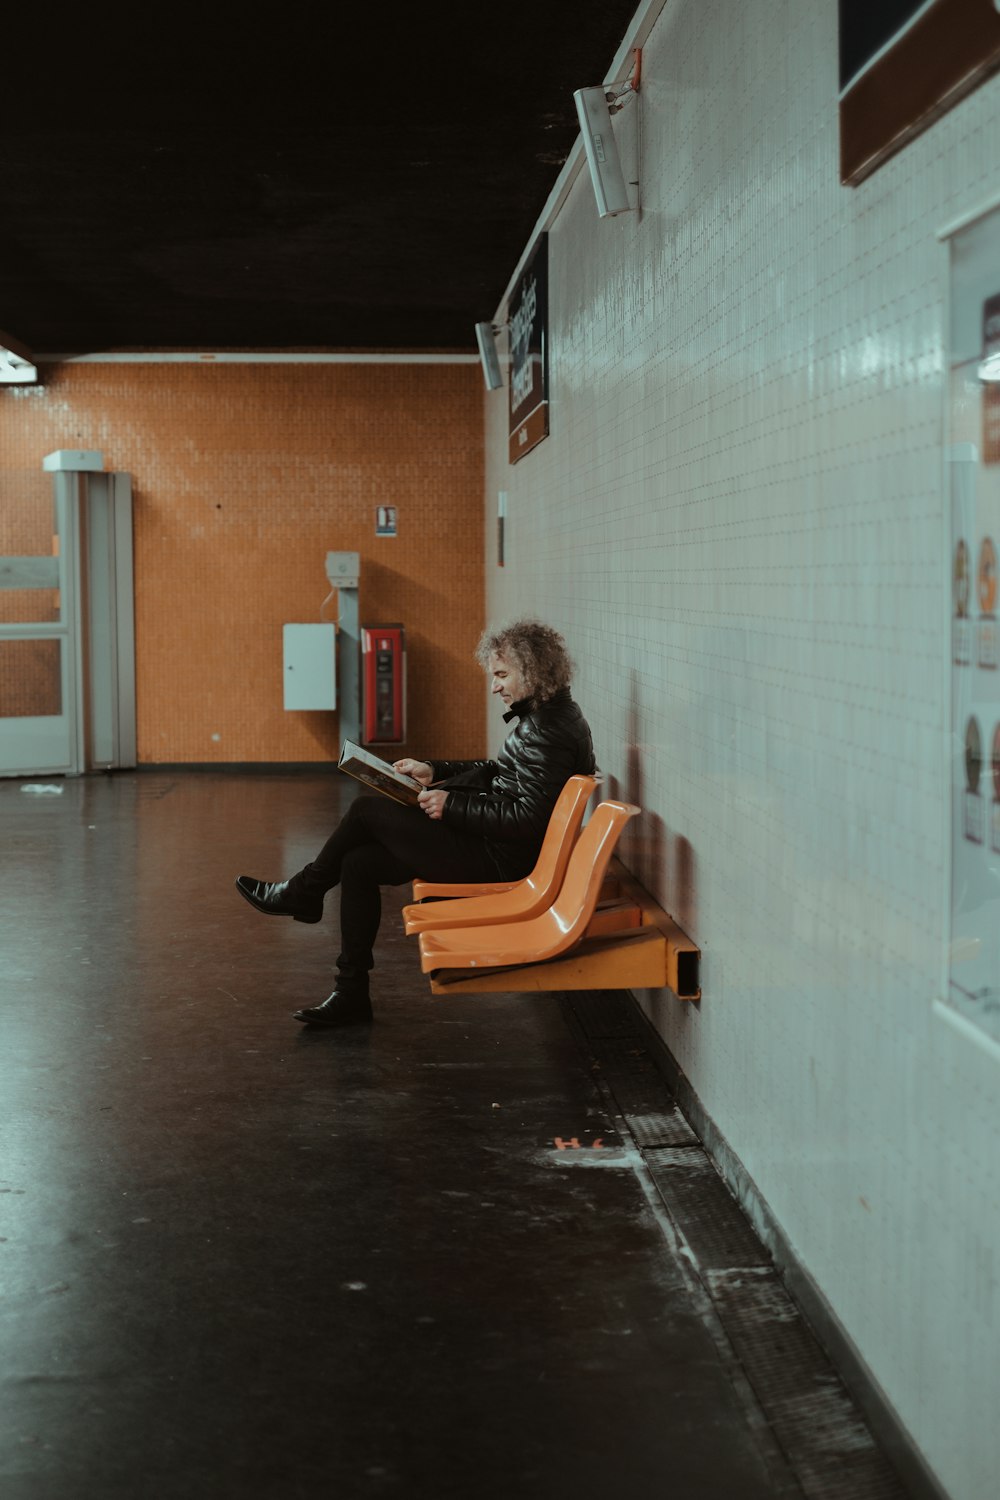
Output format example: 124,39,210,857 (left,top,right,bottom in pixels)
34,351,480,365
